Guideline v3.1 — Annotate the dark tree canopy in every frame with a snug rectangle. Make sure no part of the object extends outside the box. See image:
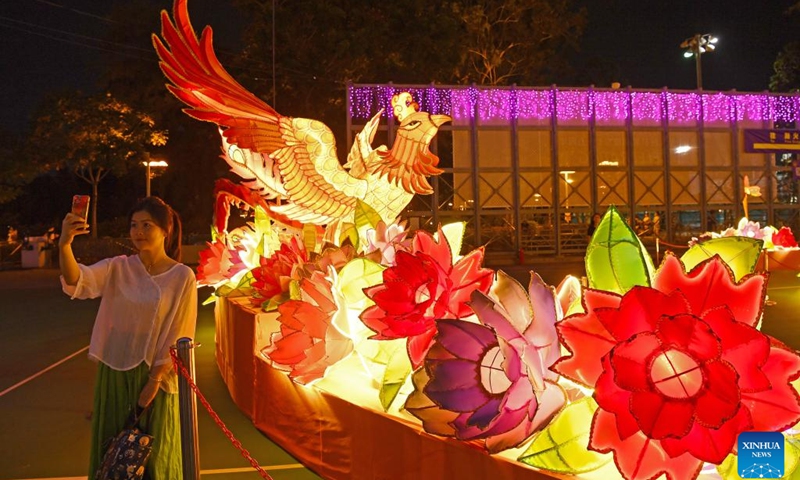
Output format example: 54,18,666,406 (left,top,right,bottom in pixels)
231,1,460,124
771,41,800,93
0,130,38,205
233,0,586,87
452,0,587,86
27,91,167,236
231,0,585,123
770,2,800,93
